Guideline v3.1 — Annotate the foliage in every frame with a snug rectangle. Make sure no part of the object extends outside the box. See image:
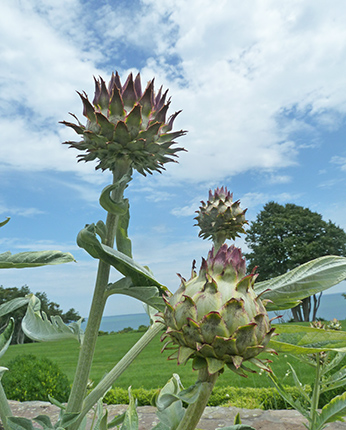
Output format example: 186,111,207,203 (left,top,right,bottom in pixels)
245,202,346,321
2,354,70,402
2,72,346,430
269,320,346,430
104,386,158,406
103,385,311,410
0,285,81,344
